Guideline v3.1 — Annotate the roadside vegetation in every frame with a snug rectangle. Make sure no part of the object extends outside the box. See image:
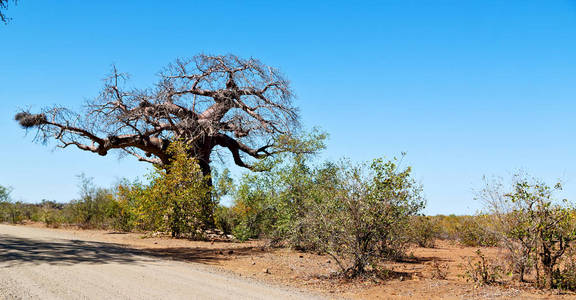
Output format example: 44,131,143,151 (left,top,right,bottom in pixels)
3,153,576,290
3,144,576,293
3,54,575,293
